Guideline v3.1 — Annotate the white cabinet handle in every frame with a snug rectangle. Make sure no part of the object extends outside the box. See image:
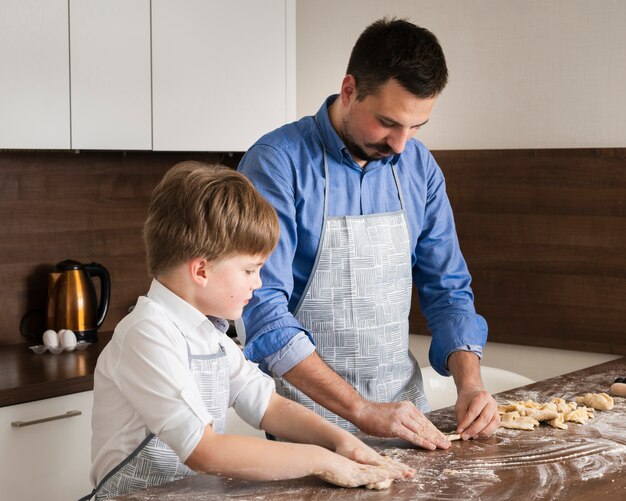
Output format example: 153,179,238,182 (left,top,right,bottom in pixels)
11,410,82,428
